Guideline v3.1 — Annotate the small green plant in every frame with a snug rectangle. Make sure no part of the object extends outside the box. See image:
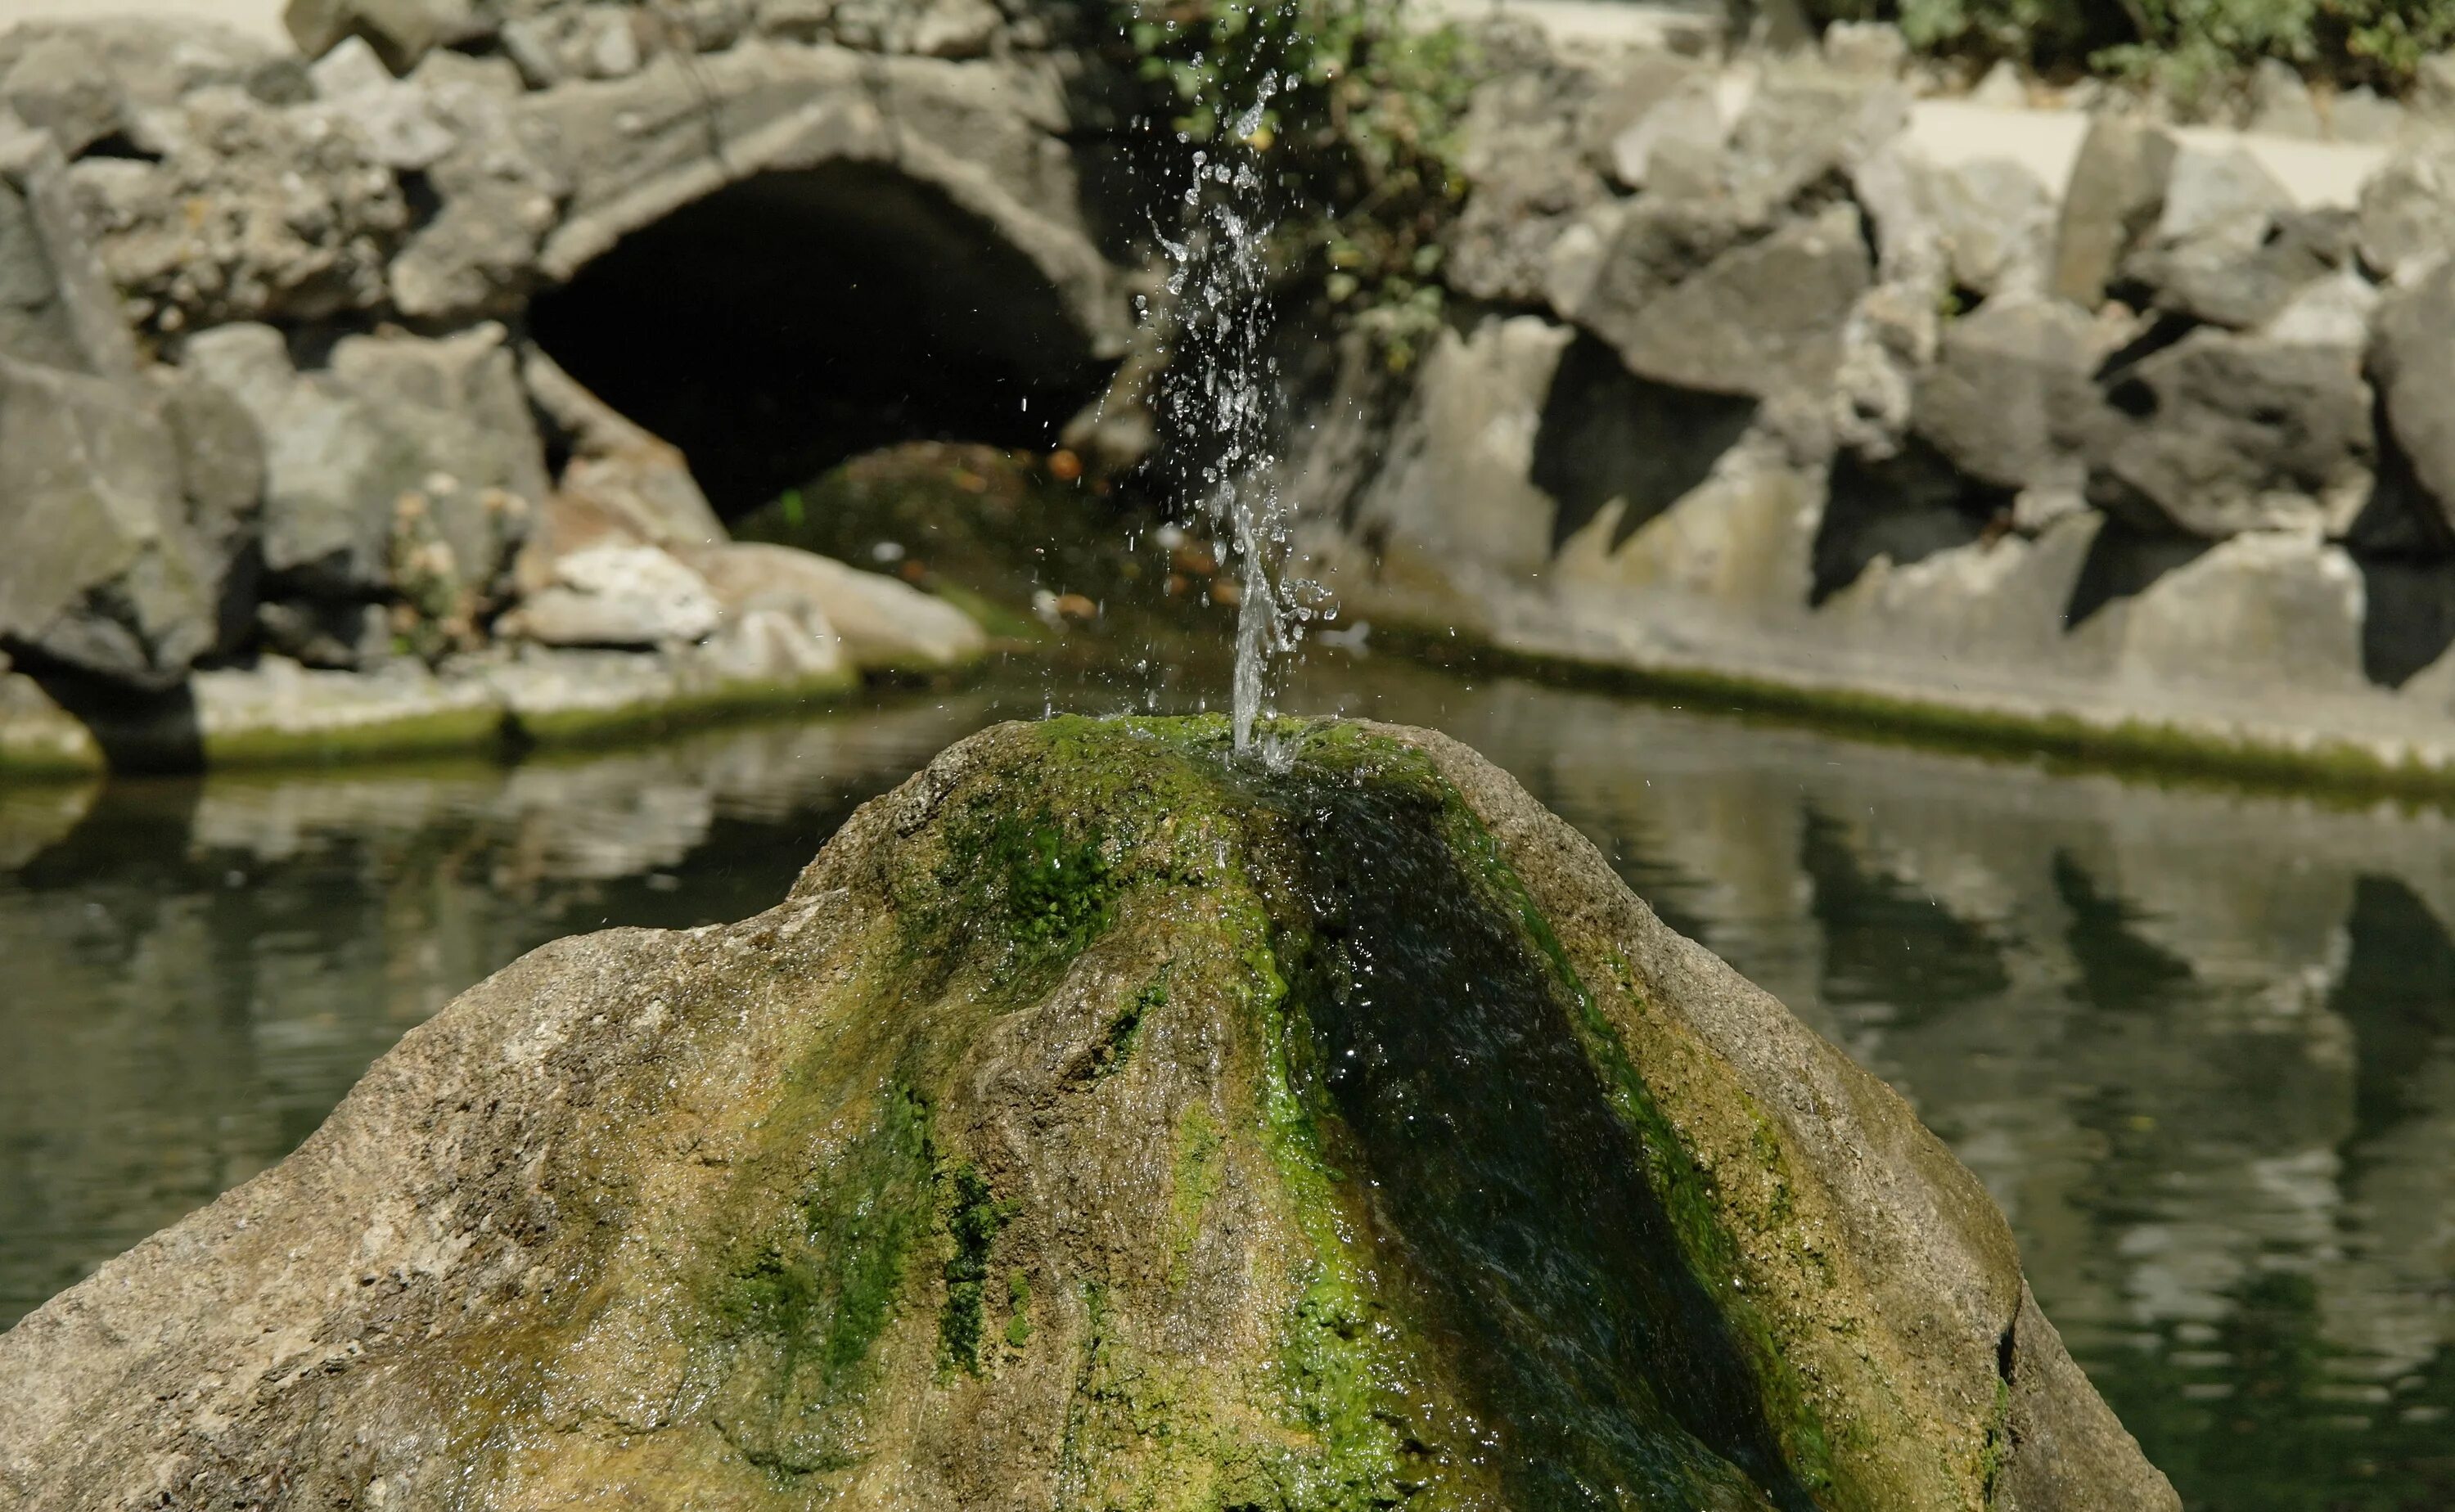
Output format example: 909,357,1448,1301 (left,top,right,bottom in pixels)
1109,0,1479,371
1808,0,2455,94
